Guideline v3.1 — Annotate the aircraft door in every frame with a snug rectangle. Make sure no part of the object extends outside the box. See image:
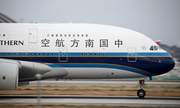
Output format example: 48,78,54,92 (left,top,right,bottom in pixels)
29,29,38,43
58,47,68,62
127,47,137,62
